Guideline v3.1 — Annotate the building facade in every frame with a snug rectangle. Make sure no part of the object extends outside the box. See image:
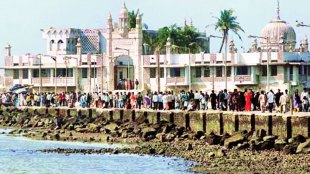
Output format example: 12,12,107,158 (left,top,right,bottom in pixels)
2,3,310,94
